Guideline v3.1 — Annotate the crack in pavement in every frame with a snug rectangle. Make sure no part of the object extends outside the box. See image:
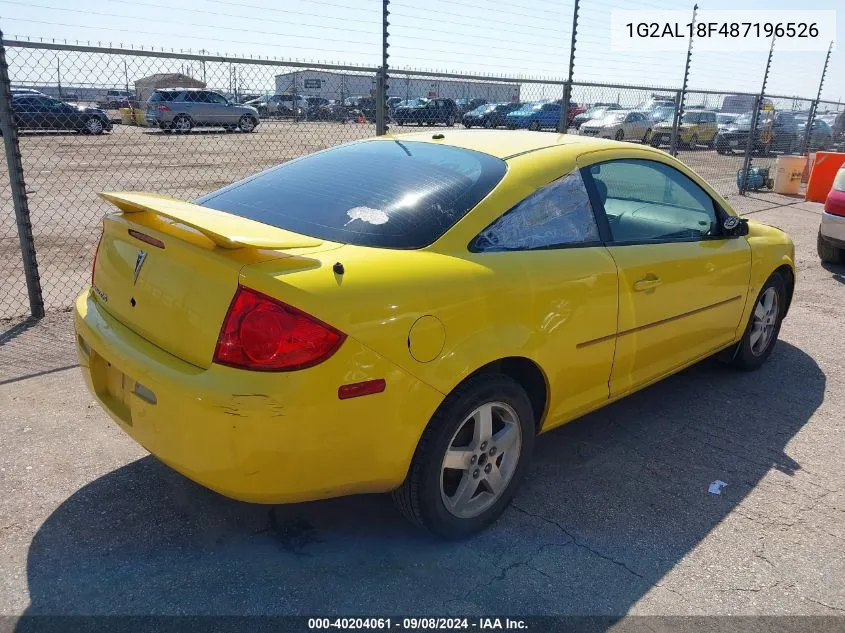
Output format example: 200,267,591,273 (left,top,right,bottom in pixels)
509,504,685,599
